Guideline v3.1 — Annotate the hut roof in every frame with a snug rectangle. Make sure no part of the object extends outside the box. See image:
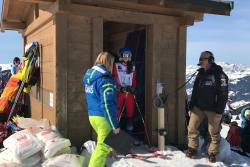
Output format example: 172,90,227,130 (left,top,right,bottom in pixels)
0,0,233,32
